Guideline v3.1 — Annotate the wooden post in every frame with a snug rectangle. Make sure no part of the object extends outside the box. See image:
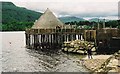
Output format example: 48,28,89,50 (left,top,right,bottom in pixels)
53,34,55,43
38,35,40,49
48,34,50,43
67,34,69,42
64,34,66,42
37,35,39,49
43,34,45,43
60,34,63,43
58,34,60,47
39,35,41,44
45,35,47,43
71,34,73,41
50,34,52,48
73,34,75,40
56,33,58,44
33,34,38,49
62,34,65,42
41,34,43,49
69,34,71,41
30,35,32,46
28,34,30,48
25,33,28,47
47,34,50,48
68,34,70,41
31,30,34,48
78,34,80,40
74,34,76,40
41,34,43,45
79,34,81,40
